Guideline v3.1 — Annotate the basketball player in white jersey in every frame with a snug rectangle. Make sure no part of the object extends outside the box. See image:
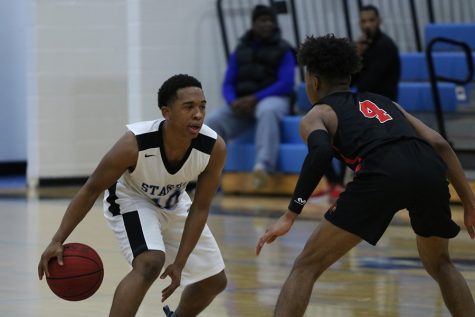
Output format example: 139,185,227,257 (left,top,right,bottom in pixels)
38,74,227,317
